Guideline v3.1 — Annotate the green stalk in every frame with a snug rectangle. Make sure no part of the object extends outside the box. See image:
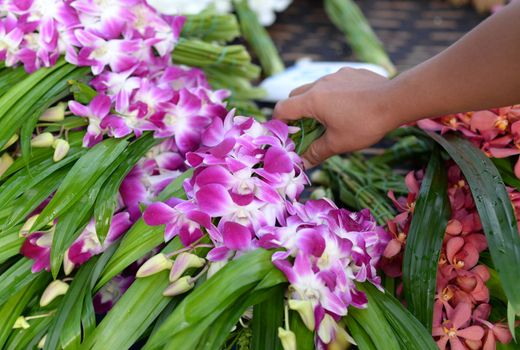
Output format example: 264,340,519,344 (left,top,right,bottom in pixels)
324,0,397,76
182,14,240,42
172,38,261,80
233,0,285,77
